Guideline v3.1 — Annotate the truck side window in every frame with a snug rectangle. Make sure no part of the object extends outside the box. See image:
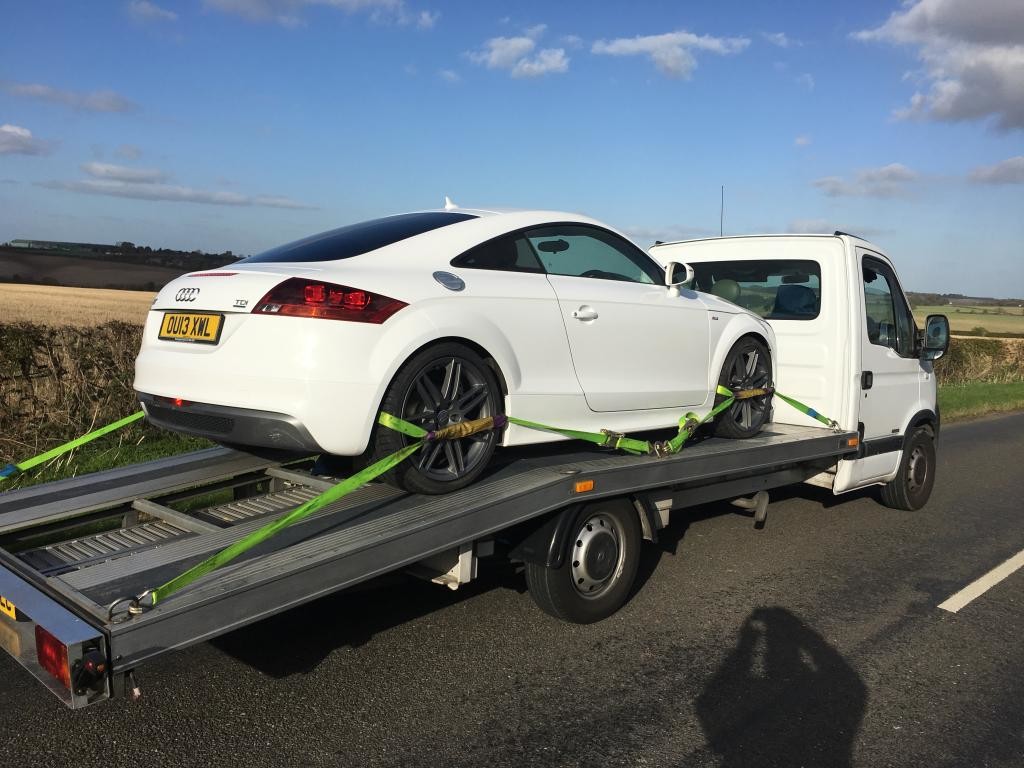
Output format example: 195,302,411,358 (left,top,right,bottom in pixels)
862,258,914,357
